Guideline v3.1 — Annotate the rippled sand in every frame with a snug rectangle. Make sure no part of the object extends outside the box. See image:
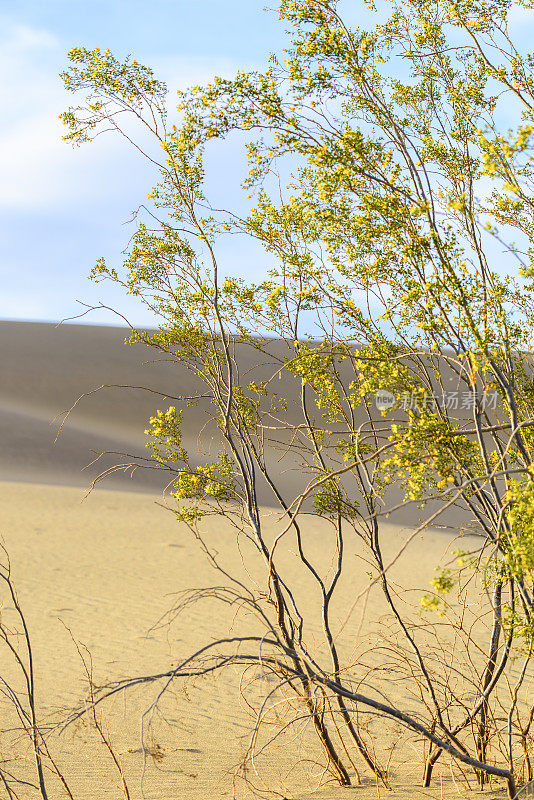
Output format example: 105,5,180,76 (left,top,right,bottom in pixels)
0,481,508,799
0,321,513,798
